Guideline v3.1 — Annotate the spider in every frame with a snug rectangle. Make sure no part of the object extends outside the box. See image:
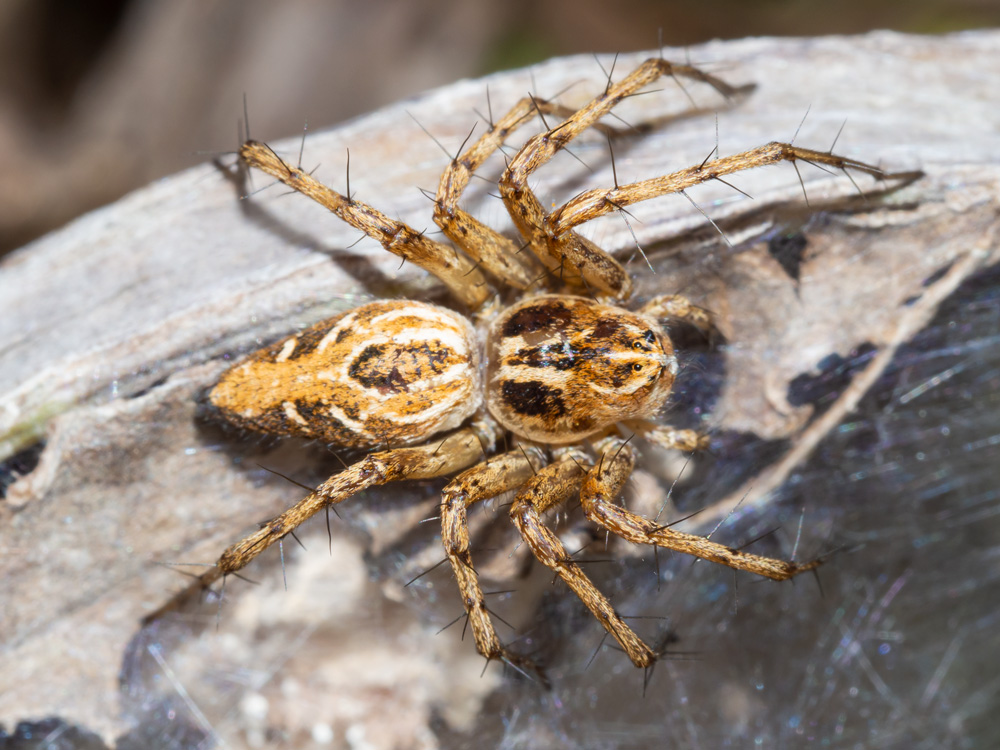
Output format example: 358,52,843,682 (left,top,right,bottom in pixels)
153,55,917,679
